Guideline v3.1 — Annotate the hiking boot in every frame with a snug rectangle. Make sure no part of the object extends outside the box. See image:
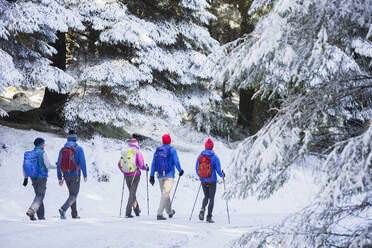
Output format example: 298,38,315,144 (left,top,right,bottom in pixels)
59,208,66,220
125,214,134,218
38,217,46,220
157,215,167,220
199,209,205,221
134,207,141,217
168,209,175,218
26,209,36,221
206,216,215,223
72,216,81,219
